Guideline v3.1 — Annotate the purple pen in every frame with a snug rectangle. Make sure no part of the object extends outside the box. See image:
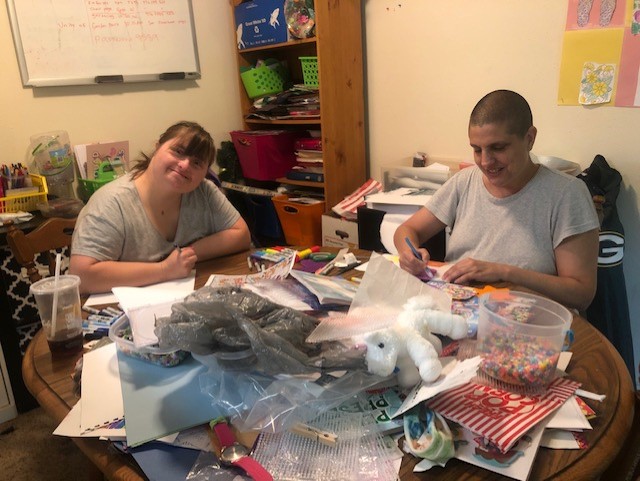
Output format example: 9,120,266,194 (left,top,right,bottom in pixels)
405,236,435,281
